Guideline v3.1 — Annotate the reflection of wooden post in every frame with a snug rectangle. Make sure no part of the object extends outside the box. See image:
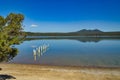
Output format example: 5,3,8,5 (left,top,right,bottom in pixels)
38,47,41,57
40,46,42,51
34,55,36,61
33,49,37,61
36,48,38,53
